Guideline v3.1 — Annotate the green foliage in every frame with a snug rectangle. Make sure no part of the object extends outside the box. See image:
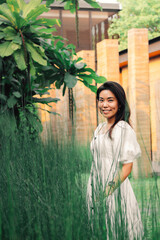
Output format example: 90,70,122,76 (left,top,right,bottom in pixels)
36,40,106,95
46,0,55,7
108,0,160,50
45,0,101,12
0,0,106,134
58,0,101,13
